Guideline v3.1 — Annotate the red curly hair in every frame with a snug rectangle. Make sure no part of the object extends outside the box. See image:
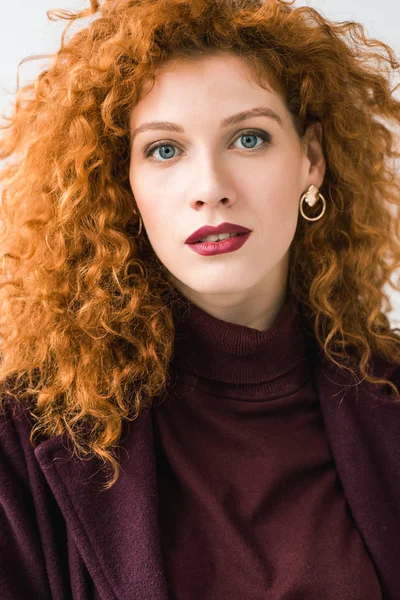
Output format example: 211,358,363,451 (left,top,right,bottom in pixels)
0,0,399,490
